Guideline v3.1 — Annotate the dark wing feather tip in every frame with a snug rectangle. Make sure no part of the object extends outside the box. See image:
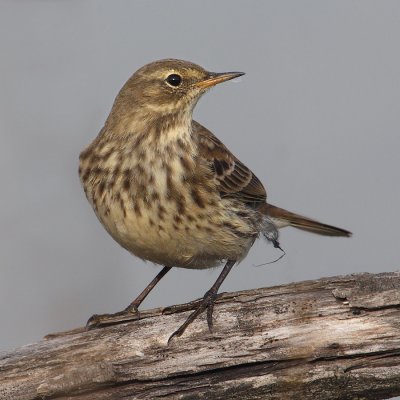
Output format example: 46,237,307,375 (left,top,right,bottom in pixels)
193,121,267,206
